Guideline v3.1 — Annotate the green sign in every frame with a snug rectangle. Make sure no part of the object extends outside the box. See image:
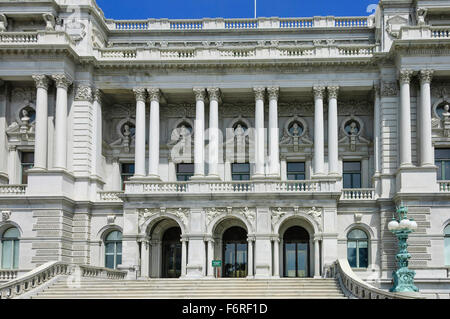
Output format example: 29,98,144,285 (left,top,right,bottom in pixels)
212,260,222,267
